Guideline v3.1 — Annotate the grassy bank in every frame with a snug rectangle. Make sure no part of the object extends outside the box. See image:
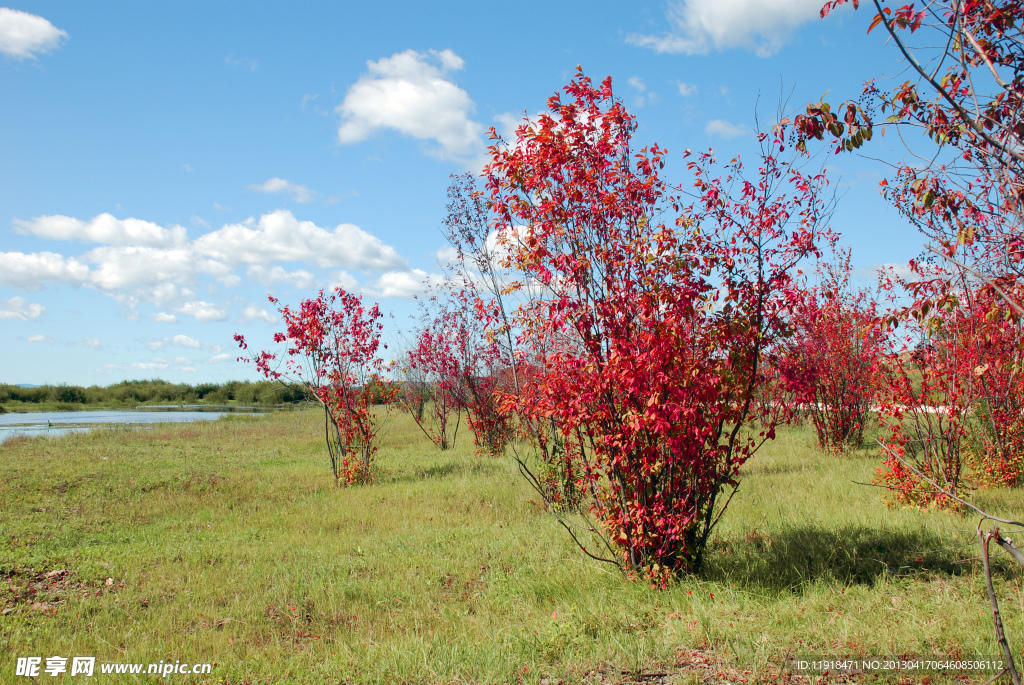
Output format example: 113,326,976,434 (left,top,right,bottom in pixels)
1,410,1021,683
0,399,305,414
0,379,313,414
